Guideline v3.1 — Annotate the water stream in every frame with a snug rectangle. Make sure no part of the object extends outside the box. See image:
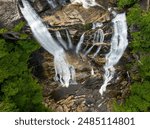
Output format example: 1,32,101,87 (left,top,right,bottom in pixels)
100,13,128,95
47,0,57,9
19,0,128,96
19,0,76,87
